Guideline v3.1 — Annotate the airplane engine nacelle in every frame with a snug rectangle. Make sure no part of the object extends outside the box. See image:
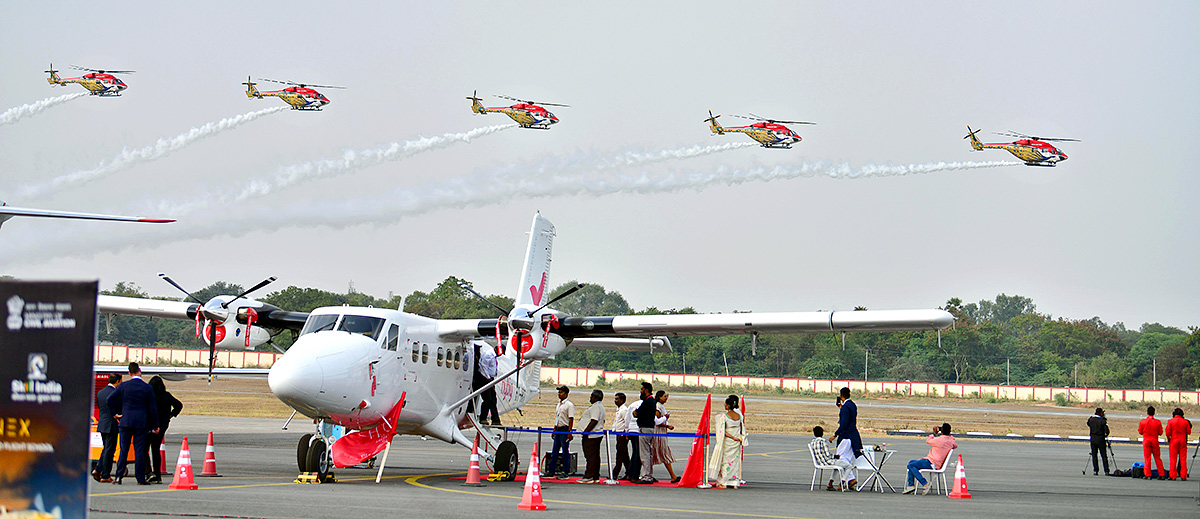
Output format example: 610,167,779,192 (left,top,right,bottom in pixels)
521,331,568,360
202,322,270,350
